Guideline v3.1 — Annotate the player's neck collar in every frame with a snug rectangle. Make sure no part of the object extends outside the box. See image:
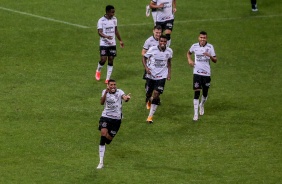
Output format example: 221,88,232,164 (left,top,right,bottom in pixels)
199,42,207,47
158,45,166,52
